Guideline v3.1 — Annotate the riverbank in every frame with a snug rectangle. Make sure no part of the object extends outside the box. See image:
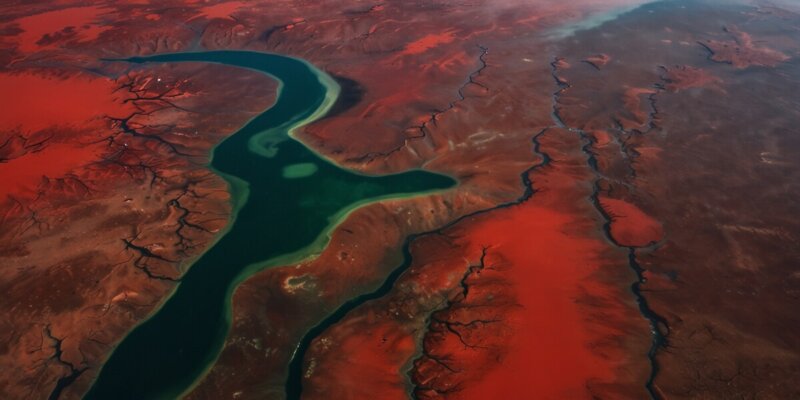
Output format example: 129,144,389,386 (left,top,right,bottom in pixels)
85,51,455,400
